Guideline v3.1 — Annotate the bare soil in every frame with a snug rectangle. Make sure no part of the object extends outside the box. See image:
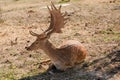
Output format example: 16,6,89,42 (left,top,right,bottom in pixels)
0,0,120,80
